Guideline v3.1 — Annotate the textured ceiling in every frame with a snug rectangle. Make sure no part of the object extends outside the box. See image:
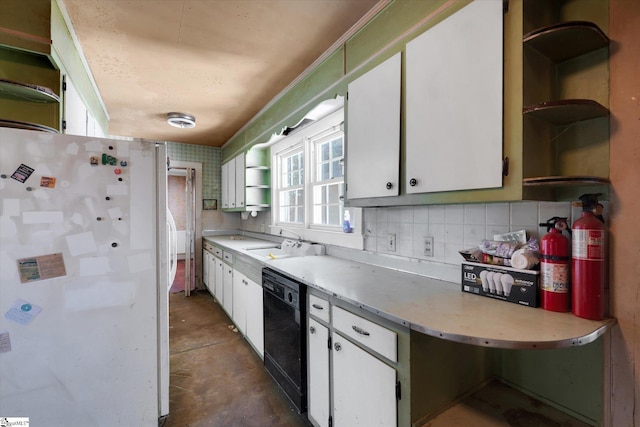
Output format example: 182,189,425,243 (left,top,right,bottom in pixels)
62,0,380,147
